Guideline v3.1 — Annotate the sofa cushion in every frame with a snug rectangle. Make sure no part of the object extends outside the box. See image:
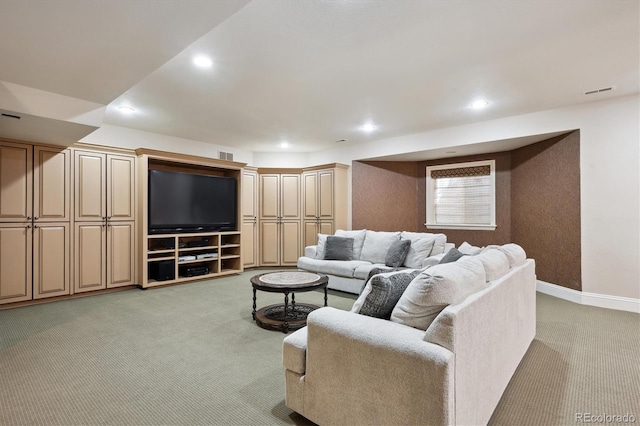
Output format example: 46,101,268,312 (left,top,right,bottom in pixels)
335,229,367,260
353,263,390,280
385,239,411,267
360,231,401,264
314,234,329,259
401,232,447,255
458,241,483,255
402,236,435,269
475,248,510,281
438,247,465,264
297,256,372,278
483,243,526,267
390,256,487,330
324,236,354,260
352,269,423,319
